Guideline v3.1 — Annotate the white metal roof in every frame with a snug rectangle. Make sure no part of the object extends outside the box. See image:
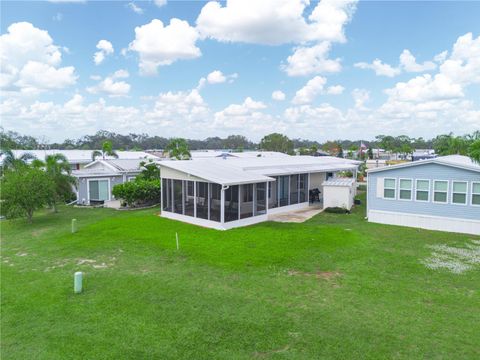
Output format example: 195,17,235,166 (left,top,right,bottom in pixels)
1,149,158,165
366,155,480,173
322,178,356,187
159,155,360,186
190,150,290,159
